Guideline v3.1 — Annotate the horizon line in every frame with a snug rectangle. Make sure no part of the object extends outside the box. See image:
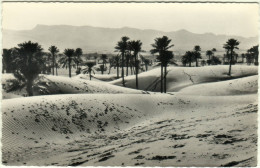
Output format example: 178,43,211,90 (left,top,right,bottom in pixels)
3,24,258,39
